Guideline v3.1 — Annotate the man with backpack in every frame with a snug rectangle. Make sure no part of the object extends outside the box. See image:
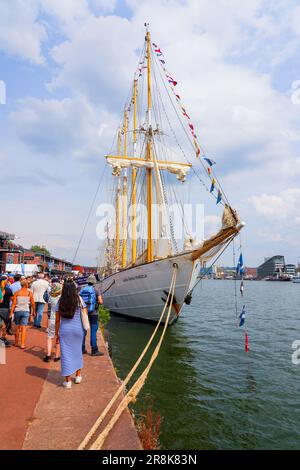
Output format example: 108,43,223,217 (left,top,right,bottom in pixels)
80,275,104,357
